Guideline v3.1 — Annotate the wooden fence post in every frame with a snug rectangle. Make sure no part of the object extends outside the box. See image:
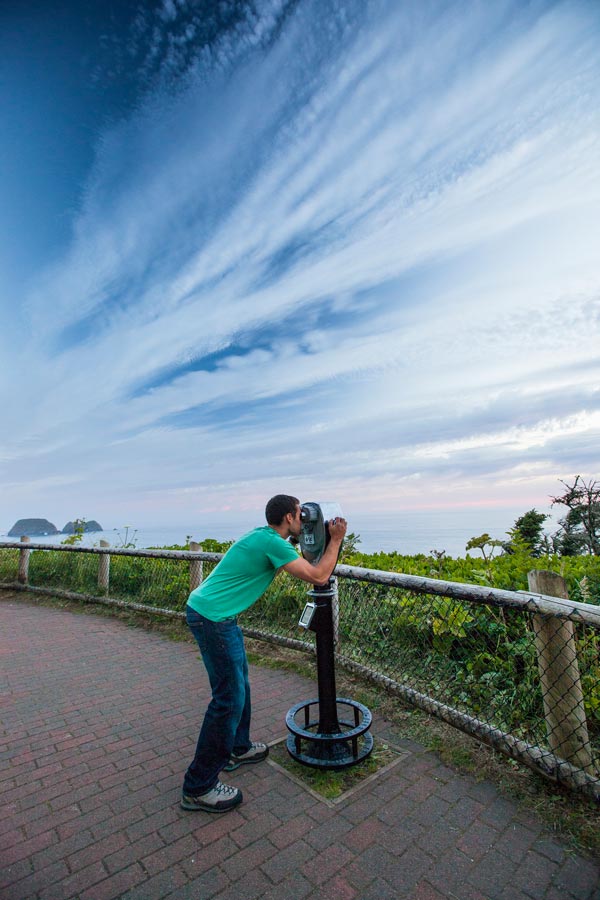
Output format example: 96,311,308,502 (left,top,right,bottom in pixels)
18,536,30,584
189,542,203,593
98,540,110,592
528,570,595,774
